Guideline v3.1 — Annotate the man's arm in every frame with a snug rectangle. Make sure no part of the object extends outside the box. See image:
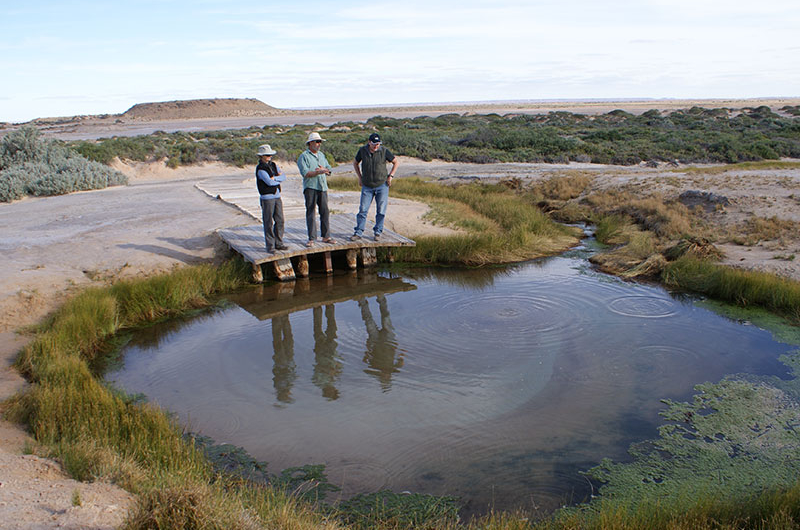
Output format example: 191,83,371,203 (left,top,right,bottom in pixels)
297,152,327,178
352,158,362,184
